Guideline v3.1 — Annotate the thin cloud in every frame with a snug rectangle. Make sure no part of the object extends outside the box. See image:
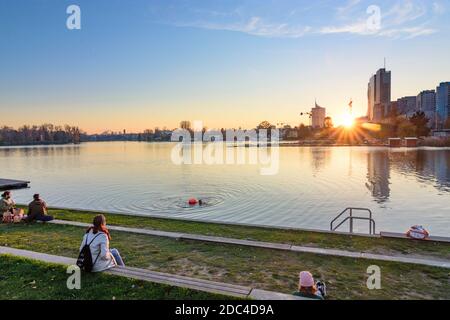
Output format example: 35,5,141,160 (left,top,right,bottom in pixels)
383,0,427,25
175,17,312,39
379,26,437,38
319,21,370,35
336,0,362,18
320,0,439,39
152,0,442,40
319,22,436,39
